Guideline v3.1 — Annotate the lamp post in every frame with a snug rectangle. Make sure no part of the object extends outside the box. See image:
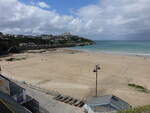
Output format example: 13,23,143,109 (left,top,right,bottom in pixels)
93,64,101,97
0,65,1,74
